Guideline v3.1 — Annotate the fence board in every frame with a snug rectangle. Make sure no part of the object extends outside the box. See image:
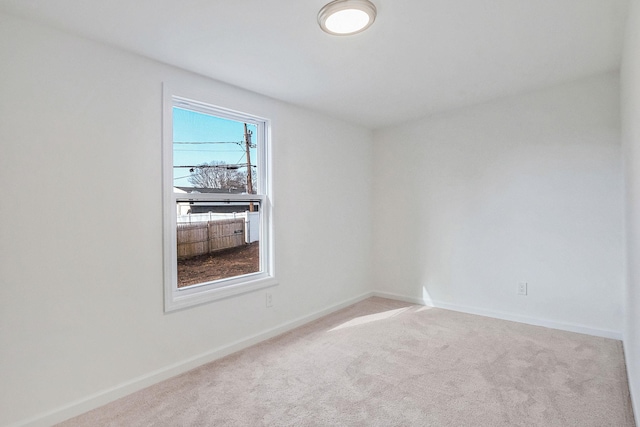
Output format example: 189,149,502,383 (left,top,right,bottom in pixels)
177,219,245,259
